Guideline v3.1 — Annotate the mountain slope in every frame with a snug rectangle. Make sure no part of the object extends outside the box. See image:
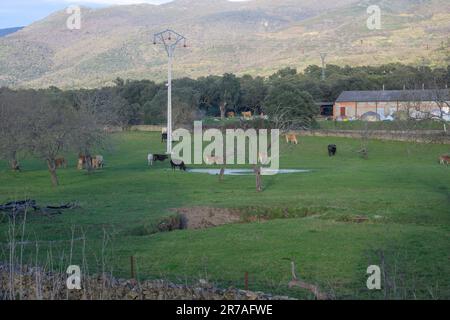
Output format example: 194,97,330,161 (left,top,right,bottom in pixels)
0,0,449,88
0,27,24,37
